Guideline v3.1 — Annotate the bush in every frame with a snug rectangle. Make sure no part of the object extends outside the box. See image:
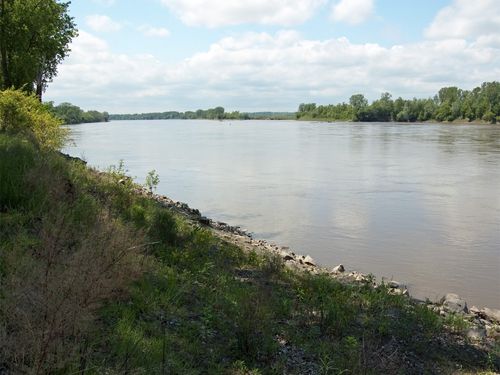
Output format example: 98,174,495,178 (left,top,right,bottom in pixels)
148,209,178,246
0,135,37,209
0,89,67,150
